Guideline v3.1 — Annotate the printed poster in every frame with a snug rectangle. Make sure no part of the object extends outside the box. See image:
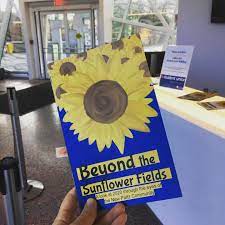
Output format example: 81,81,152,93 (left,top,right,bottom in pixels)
160,45,194,90
49,34,182,209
